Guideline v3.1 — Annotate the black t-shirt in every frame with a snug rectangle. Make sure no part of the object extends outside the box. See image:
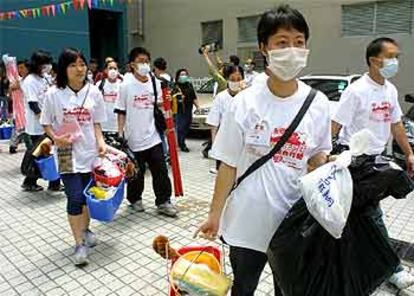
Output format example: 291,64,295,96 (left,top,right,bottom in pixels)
0,77,9,97
172,82,197,114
